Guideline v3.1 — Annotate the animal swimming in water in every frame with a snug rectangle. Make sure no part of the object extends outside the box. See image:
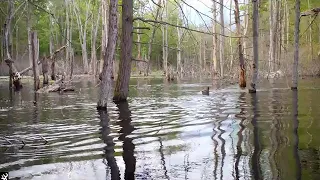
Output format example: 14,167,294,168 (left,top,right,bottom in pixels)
202,86,209,95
